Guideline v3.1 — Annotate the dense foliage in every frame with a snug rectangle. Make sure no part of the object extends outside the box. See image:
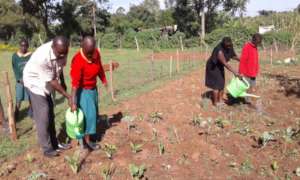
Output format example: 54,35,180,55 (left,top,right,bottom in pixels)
0,0,299,49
